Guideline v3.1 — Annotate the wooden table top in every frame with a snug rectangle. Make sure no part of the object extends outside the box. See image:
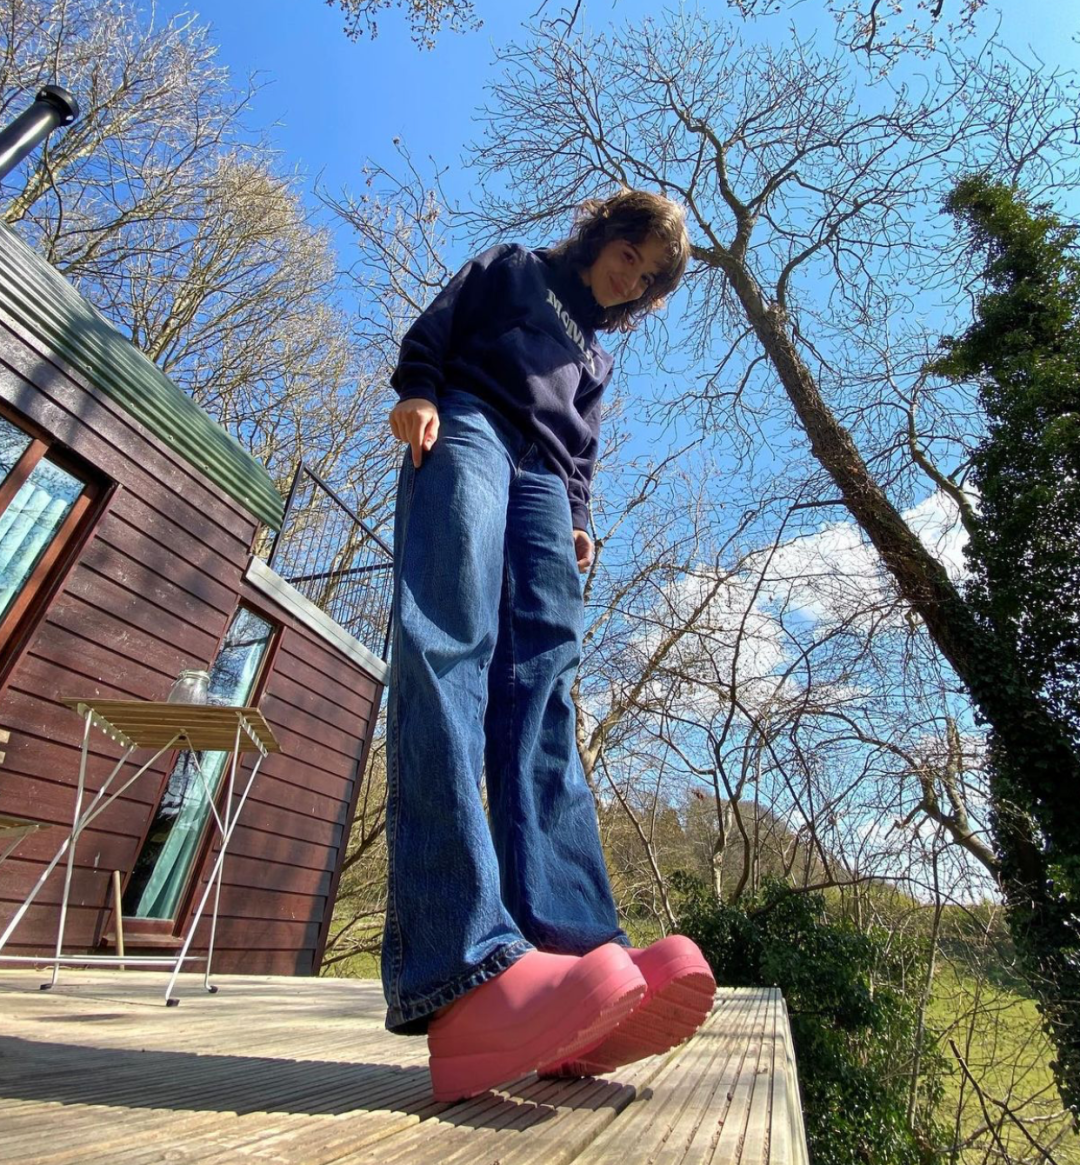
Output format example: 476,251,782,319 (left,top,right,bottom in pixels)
60,699,281,753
